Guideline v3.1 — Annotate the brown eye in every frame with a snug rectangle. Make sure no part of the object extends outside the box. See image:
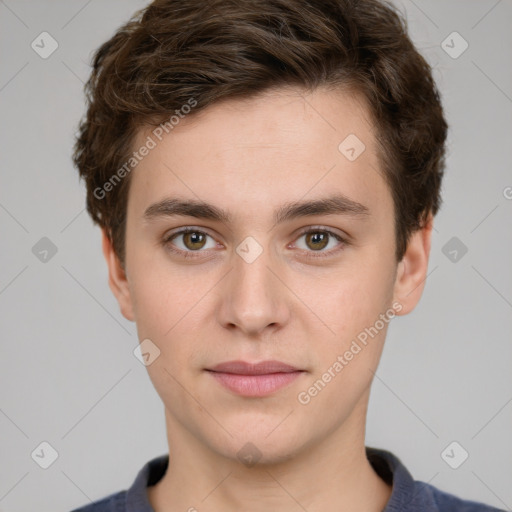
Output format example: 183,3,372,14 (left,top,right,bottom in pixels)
294,228,347,259
182,231,207,250
304,231,329,251
164,228,217,258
